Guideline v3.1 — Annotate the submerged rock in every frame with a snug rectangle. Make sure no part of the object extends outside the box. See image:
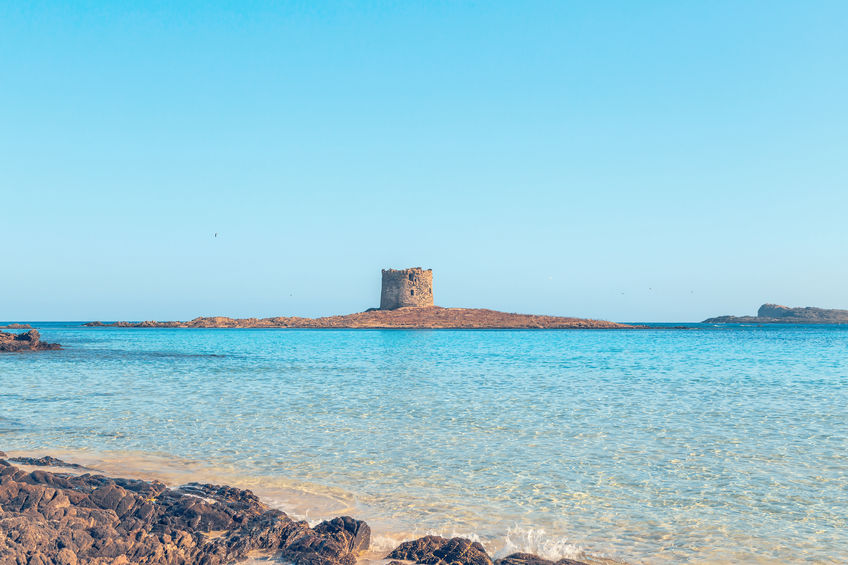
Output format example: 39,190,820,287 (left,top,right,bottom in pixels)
0,330,60,352
7,455,87,469
386,537,590,565
0,458,370,565
495,552,589,565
